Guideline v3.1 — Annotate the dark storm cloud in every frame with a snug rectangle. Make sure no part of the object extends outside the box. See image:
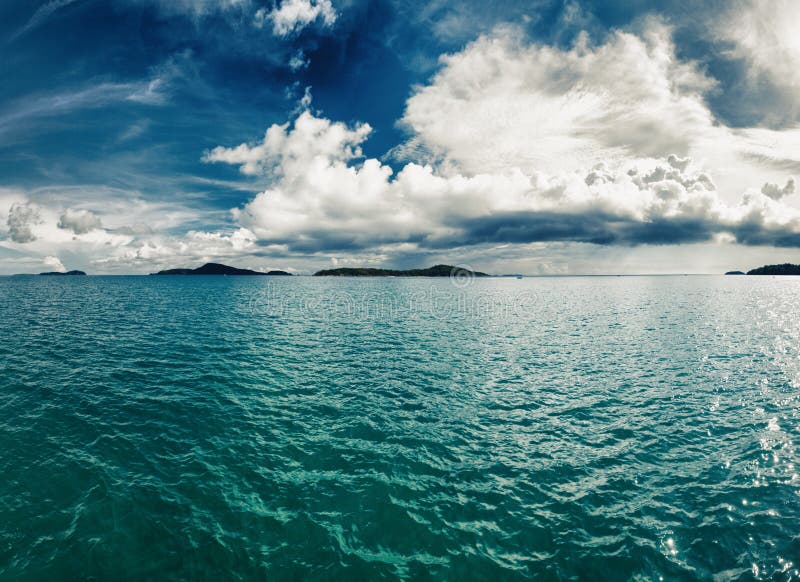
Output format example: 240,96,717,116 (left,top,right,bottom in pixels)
444,211,800,250
442,212,719,247
731,222,800,248
247,210,800,255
